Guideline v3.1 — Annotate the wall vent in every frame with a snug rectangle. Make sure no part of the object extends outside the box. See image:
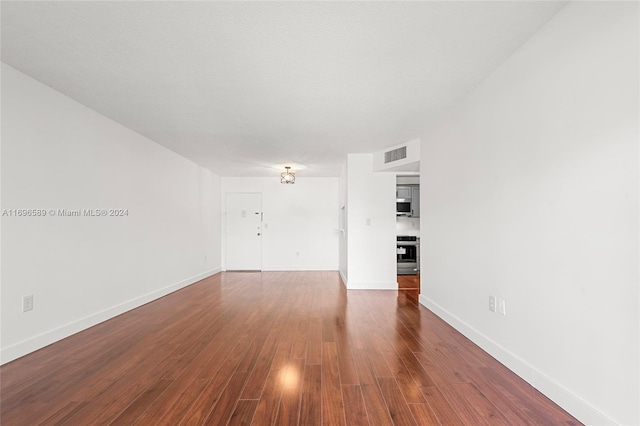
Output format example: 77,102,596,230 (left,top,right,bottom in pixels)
384,146,407,163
